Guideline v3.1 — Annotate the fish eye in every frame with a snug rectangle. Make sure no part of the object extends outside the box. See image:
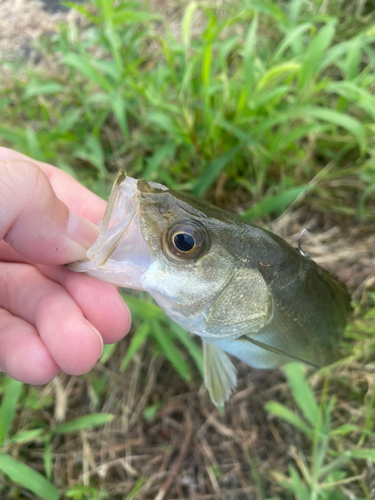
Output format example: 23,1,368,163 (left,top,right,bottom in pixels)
173,232,195,252
164,220,208,261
